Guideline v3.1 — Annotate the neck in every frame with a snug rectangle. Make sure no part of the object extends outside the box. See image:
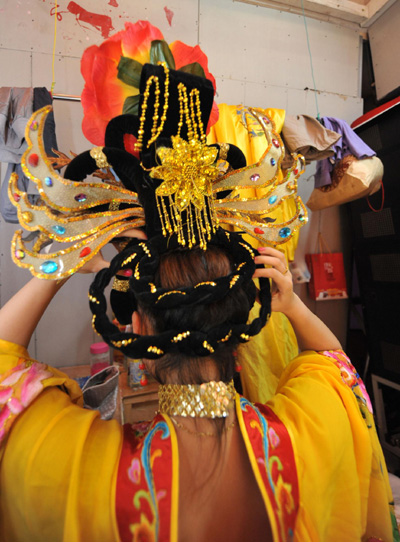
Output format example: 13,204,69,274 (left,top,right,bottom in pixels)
146,356,227,386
